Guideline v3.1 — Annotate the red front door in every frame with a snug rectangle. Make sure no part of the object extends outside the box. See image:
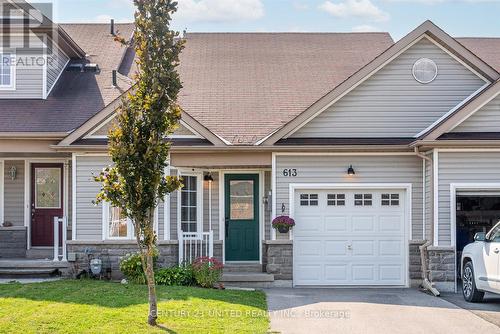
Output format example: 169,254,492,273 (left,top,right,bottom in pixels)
31,163,64,247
